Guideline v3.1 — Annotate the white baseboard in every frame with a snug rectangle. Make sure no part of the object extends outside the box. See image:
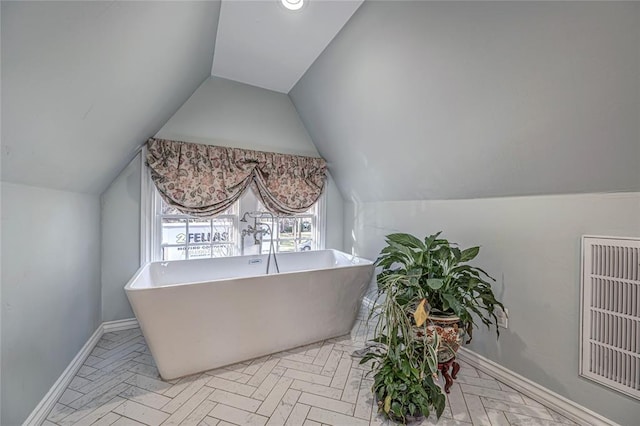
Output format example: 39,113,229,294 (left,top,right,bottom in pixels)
22,325,103,426
457,348,619,426
103,318,139,333
23,318,139,426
